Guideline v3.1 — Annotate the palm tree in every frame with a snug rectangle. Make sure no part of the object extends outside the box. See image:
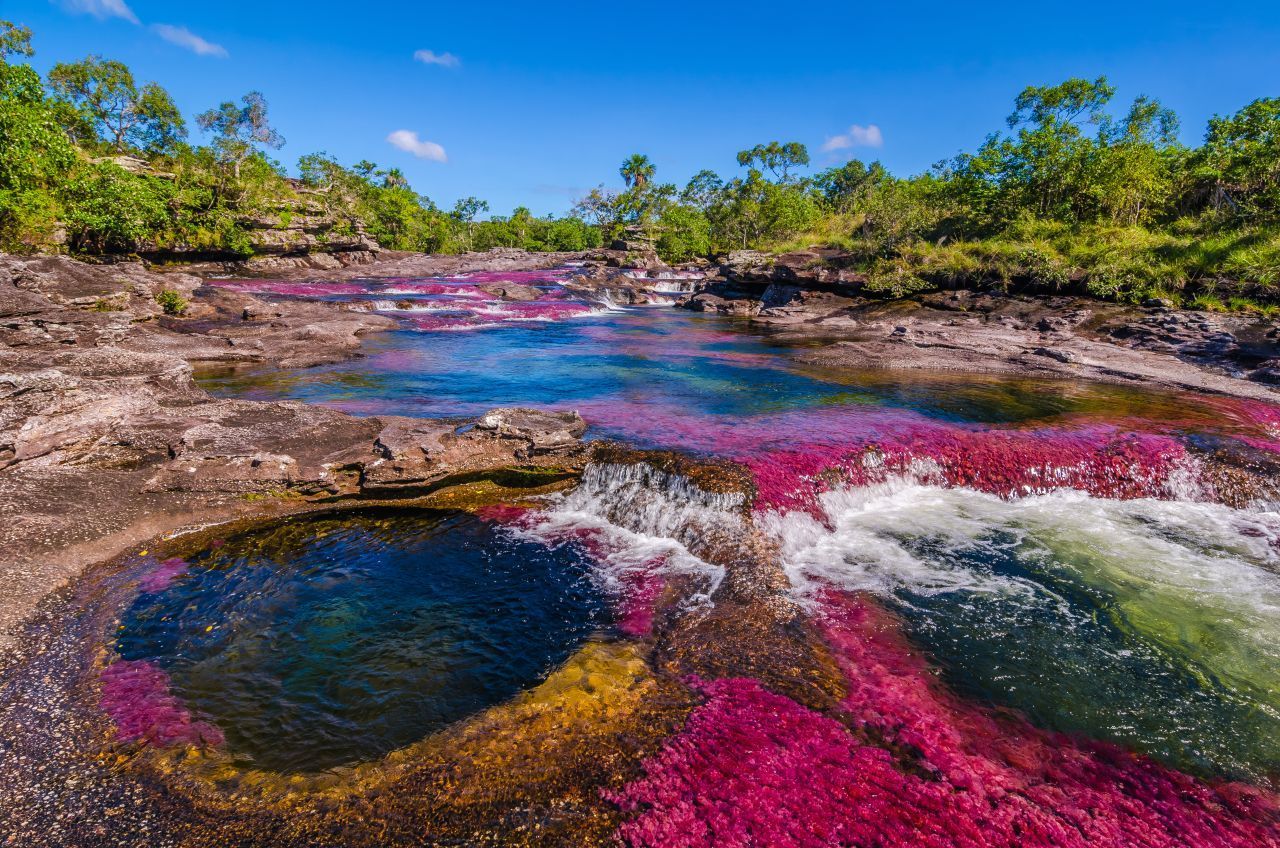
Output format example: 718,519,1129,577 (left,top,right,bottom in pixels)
619,153,655,190
381,167,409,189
